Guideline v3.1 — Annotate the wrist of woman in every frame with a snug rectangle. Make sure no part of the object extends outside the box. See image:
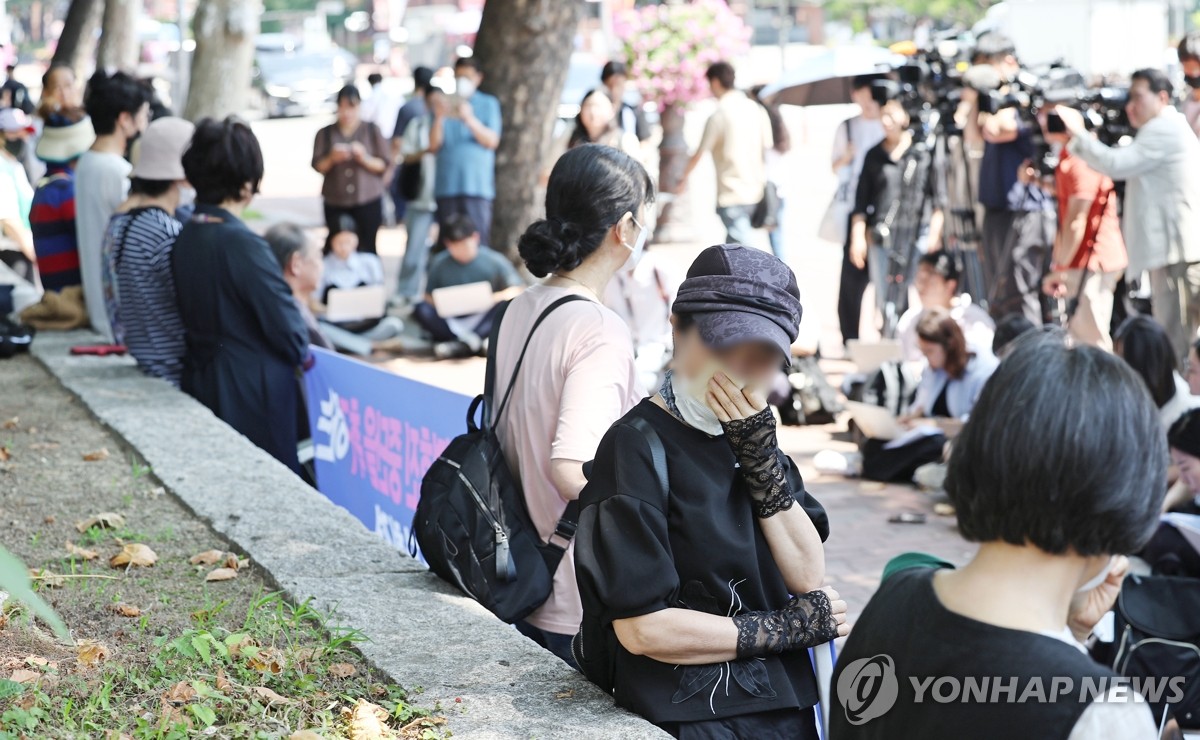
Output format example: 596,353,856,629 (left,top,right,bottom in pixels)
731,590,837,659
